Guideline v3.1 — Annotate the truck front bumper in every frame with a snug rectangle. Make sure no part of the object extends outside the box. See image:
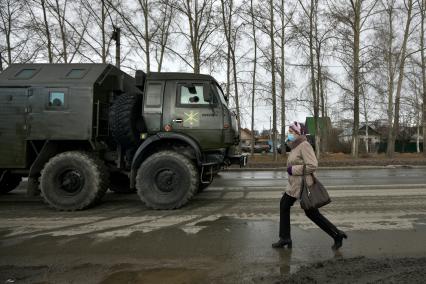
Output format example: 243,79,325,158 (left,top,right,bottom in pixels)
225,154,248,168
